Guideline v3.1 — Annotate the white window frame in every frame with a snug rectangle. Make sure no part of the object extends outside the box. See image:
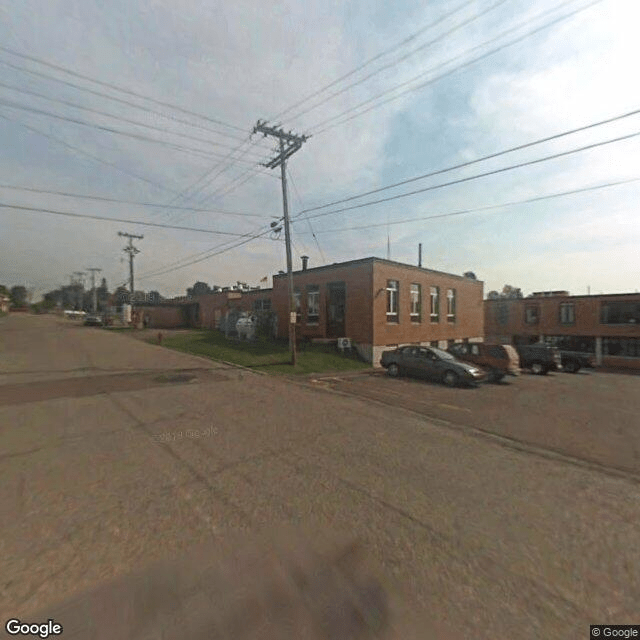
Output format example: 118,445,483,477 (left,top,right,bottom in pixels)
430,286,439,322
410,283,421,321
307,289,319,324
386,280,399,322
446,288,456,322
